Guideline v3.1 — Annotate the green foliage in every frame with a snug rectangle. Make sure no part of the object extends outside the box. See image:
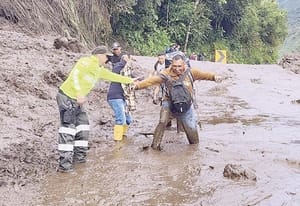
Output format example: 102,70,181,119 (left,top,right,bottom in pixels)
111,0,169,55
258,0,287,46
125,29,171,55
232,0,287,63
165,0,194,43
110,0,288,64
168,0,211,51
